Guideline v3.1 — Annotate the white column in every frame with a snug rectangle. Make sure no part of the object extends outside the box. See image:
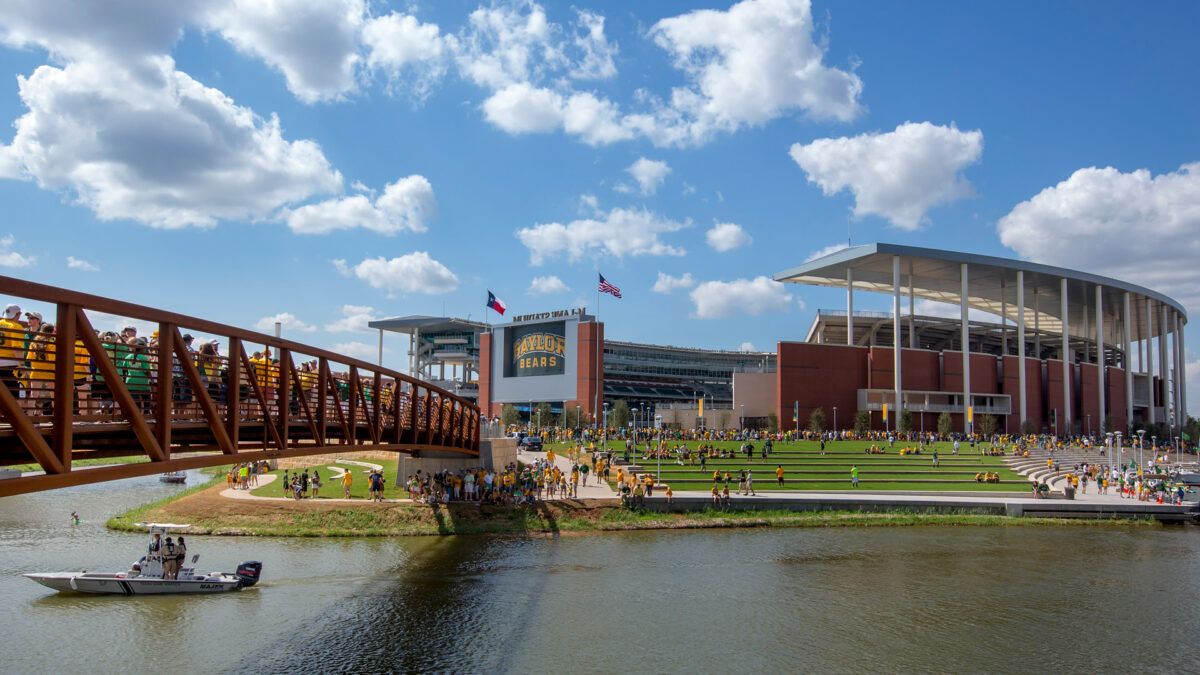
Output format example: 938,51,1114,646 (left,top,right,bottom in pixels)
961,263,971,433
1034,289,1041,358
1001,278,1008,356
1123,292,1133,430
1160,303,1169,424
1173,311,1183,431
846,268,854,346
377,329,384,367
1179,314,1187,427
893,255,903,430
1017,270,1027,428
1146,301,1156,426
1096,285,1105,433
411,327,420,376
1082,300,1089,364
908,261,916,349
1061,278,1071,435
